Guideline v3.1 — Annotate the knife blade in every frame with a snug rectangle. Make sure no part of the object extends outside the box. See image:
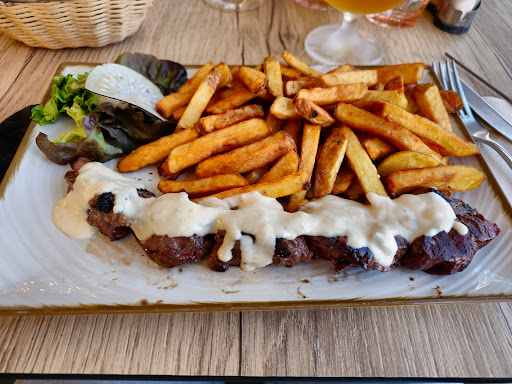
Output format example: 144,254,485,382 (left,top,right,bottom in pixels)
461,80,512,142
